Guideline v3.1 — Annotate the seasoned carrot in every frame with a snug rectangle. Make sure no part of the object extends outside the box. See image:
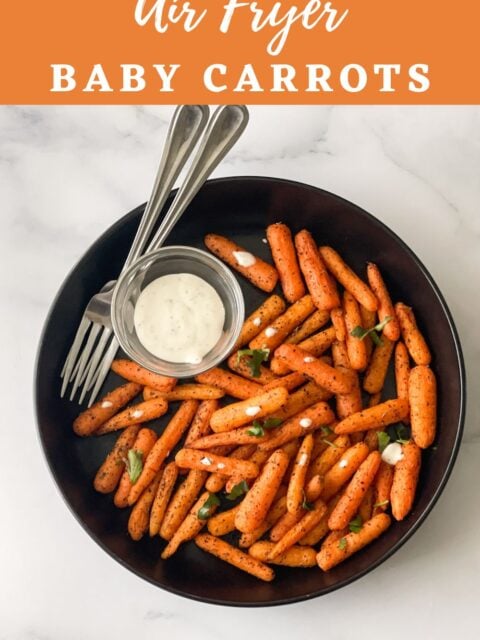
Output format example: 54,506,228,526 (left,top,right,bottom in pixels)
359,485,374,523
311,428,336,459
395,342,411,404
268,499,327,559
111,359,176,392
224,446,272,494
271,326,336,375
286,309,331,344
262,371,308,393
175,449,259,478
159,468,207,540
287,434,314,513
228,352,277,384
195,534,275,581
334,399,410,434
235,449,290,533
331,308,347,342
155,384,225,401
205,444,256,493
373,461,394,515
234,295,286,350
209,387,288,433
128,400,199,505
317,513,391,570
161,490,218,559
307,435,351,479
266,223,306,302
184,400,218,446
149,462,179,537
395,303,431,365
409,366,437,448
274,343,354,395
295,230,340,310
299,497,340,546
188,428,271,449
328,451,381,530
95,398,169,435
260,402,334,451
343,291,369,371
304,474,324,502
73,382,142,436
249,541,317,567
322,442,370,501
239,494,288,548
369,392,382,407
359,305,376,362
207,504,241,537
320,246,377,312
93,425,140,494
332,340,362,419
114,428,158,508
196,368,262,400
363,337,395,394
249,295,316,352
127,470,163,541
204,234,278,292
366,263,400,341
271,381,332,421
390,441,421,520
